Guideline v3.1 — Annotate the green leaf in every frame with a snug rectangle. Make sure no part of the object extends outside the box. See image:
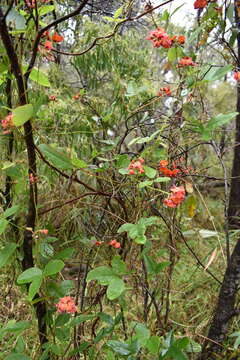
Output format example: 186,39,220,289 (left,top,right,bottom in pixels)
107,341,132,356
27,277,42,301
117,218,158,244
143,255,170,275
111,255,128,275
114,6,123,18
168,47,184,62
0,243,18,268
146,336,161,355
45,236,58,243
107,277,125,300
166,348,188,360
166,337,189,360
115,154,130,168
60,280,74,295
138,180,153,189
154,177,171,183
199,229,218,238
38,5,55,16
133,323,150,346
87,266,116,285
0,217,9,235
229,30,237,47
43,259,64,277
118,222,147,244
186,339,202,353
4,205,20,218
118,168,129,175
125,81,148,97
70,314,96,327
55,327,70,342
71,157,87,168
4,320,31,333
0,62,8,73
128,130,160,146
206,112,238,131
38,144,74,170
134,234,147,244
103,16,119,22
23,66,50,87
6,9,26,30
46,279,74,298
17,267,42,284
5,354,31,360
203,64,233,81
12,104,33,127
53,248,75,260
55,313,71,327
40,242,54,258
144,166,157,179
138,216,159,226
